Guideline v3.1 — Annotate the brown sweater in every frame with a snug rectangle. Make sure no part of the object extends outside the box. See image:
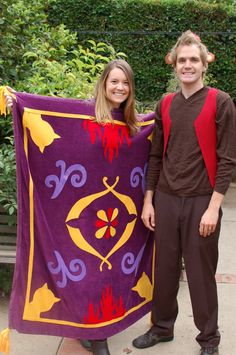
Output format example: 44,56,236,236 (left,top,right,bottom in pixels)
146,86,236,196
